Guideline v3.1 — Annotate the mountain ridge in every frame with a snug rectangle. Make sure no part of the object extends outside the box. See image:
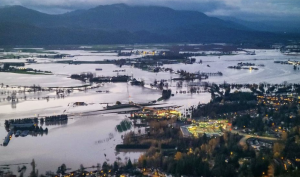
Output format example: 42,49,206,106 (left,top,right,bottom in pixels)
0,4,249,31
0,4,294,45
